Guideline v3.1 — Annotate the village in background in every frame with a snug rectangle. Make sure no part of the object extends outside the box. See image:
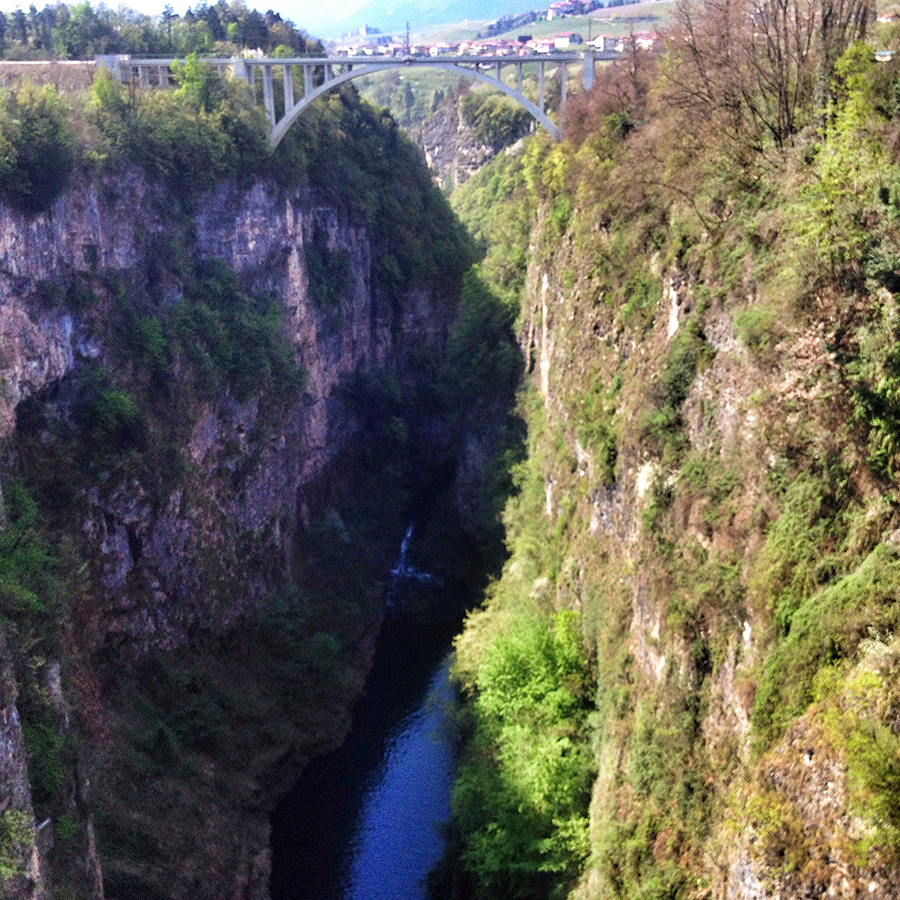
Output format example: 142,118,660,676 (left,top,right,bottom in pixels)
330,0,663,58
